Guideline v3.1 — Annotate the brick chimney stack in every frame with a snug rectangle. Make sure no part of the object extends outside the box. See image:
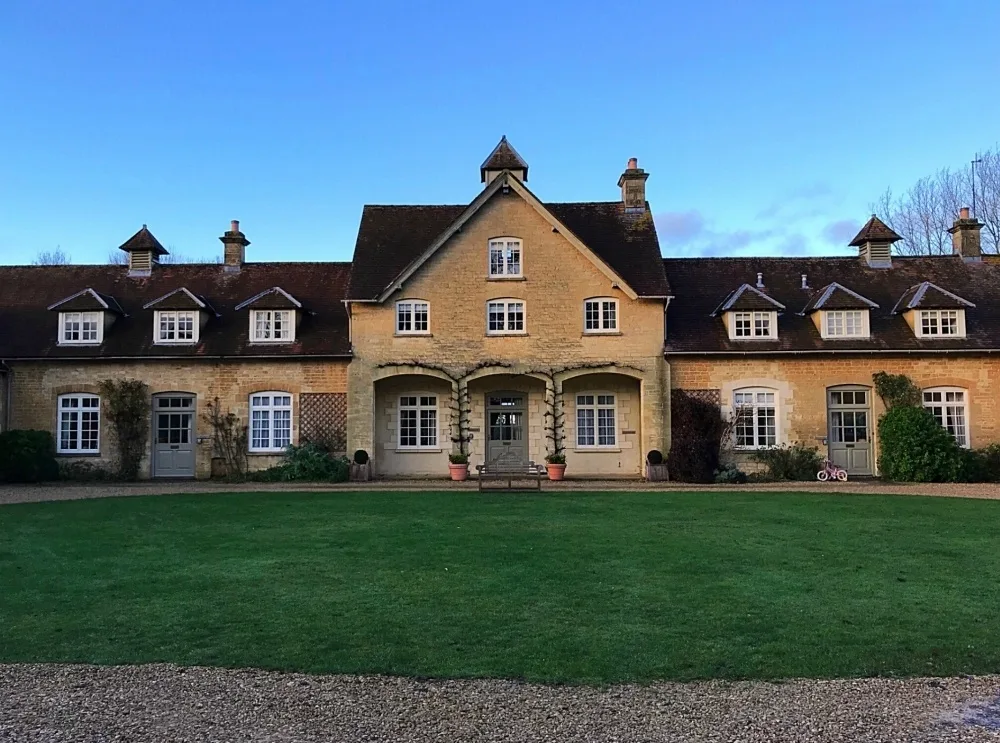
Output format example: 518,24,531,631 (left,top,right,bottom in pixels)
948,207,983,262
220,220,250,272
618,158,649,212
